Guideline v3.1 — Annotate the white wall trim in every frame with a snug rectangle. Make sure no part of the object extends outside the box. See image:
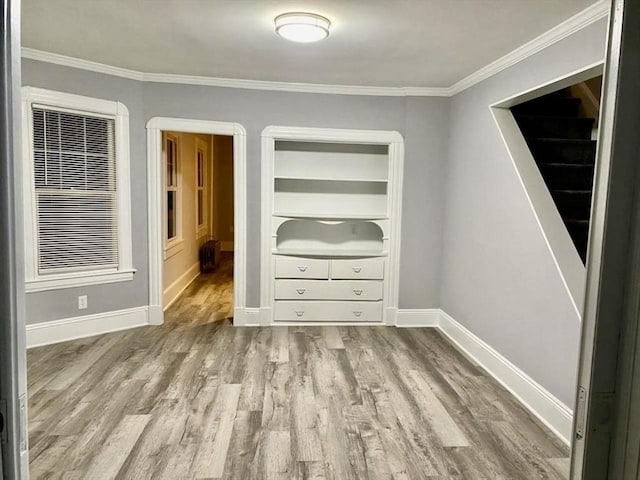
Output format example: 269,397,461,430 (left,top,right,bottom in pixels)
147,118,247,326
488,62,604,321
21,47,448,97
21,48,144,81
26,306,150,348
236,307,261,327
20,1,608,98
163,261,200,310
448,0,609,95
491,108,585,319
21,86,135,292
438,310,574,445
396,309,440,327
